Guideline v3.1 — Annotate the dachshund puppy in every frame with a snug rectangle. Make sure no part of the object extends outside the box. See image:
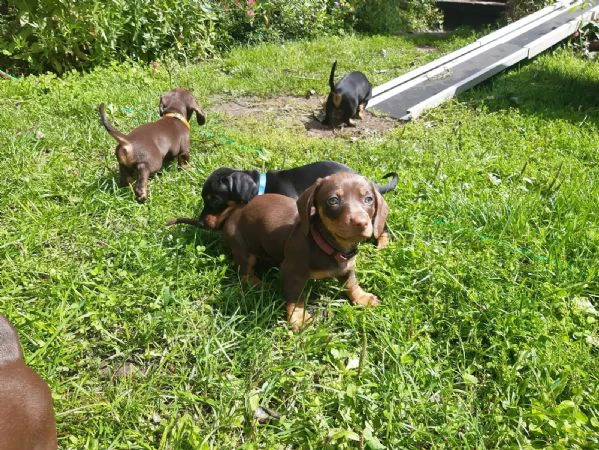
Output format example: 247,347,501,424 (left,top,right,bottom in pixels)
98,88,206,202
220,172,388,331
167,161,396,248
324,60,372,127
0,315,57,450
